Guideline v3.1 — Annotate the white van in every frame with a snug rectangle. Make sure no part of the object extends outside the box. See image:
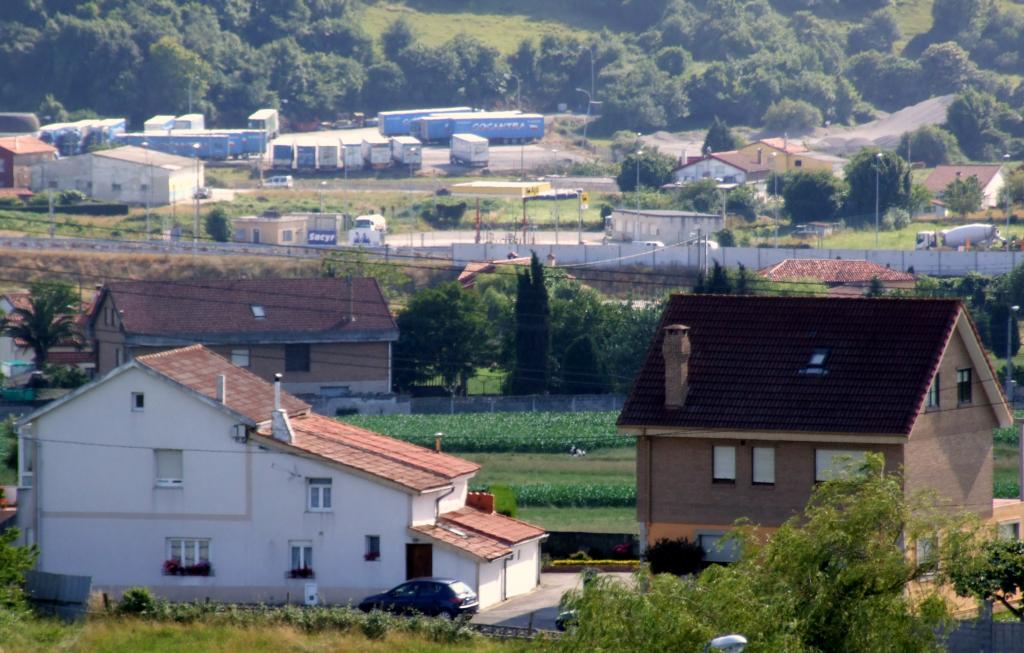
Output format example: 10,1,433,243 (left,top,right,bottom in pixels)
263,175,294,189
